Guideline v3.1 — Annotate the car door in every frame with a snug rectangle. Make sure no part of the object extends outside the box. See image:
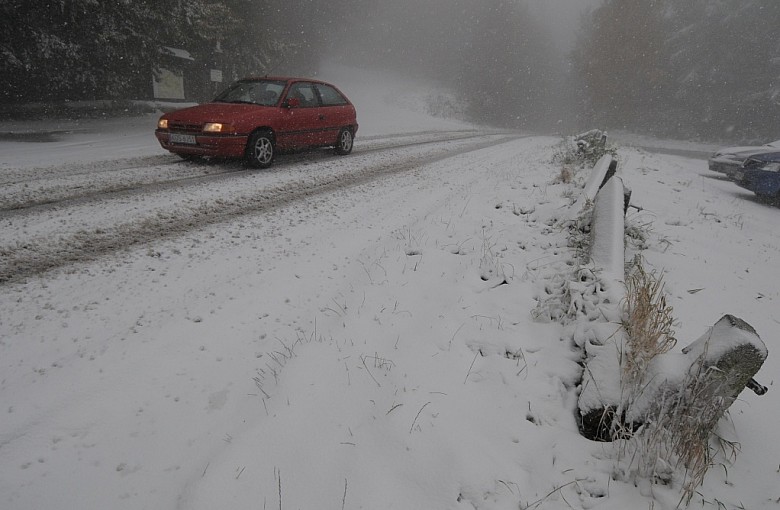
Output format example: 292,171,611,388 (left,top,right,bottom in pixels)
279,81,324,148
314,83,353,144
